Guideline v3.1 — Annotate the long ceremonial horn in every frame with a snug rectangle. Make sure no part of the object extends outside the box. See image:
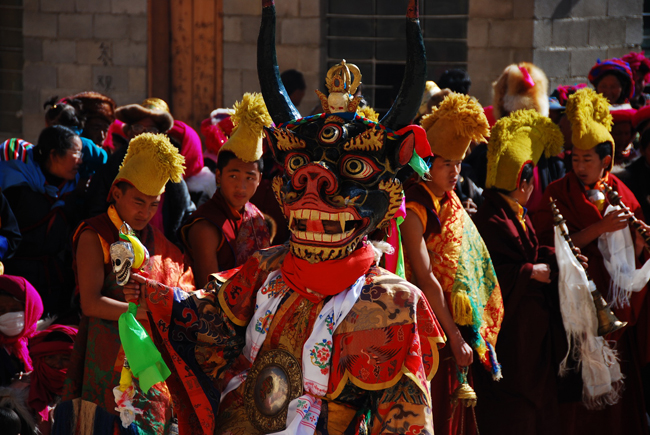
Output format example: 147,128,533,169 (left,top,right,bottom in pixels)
258,0,301,125
380,0,427,131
